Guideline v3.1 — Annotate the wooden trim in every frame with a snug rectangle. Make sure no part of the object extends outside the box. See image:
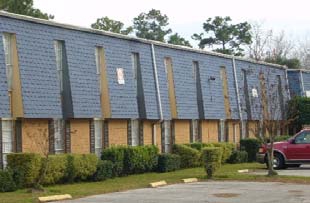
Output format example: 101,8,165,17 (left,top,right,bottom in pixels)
0,120,2,169
103,120,109,149
165,58,178,118
220,67,231,119
98,47,111,118
259,72,269,120
11,34,24,118
65,120,71,153
89,120,95,153
48,120,55,154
